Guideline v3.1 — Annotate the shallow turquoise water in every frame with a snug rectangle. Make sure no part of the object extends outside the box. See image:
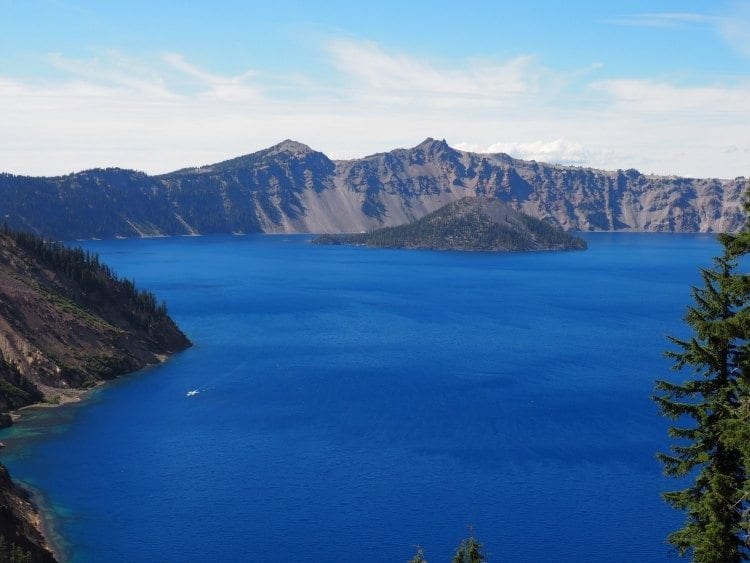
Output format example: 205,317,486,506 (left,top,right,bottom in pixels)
0,233,719,562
